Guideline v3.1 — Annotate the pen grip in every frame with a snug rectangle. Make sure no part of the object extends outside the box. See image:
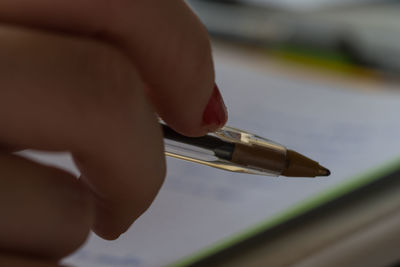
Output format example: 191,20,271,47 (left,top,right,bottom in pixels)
162,124,282,176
